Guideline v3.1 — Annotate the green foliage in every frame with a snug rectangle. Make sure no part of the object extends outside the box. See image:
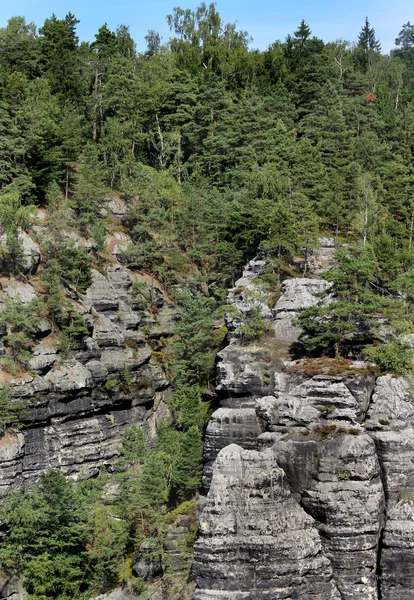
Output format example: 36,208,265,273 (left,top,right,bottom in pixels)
56,245,93,293
0,470,89,599
0,387,25,434
117,424,148,465
57,309,89,357
239,307,265,345
171,289,220,386
40,259,67,322
365,341,414,374
167,384,211,430
0,190,35,274
86,503,129,593
3,5,414,597
172,426,203,500
0,297,42,371
297,246,385,357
